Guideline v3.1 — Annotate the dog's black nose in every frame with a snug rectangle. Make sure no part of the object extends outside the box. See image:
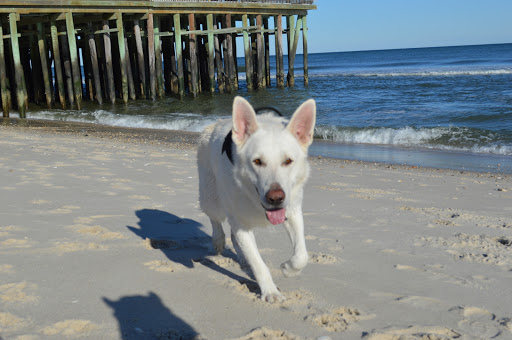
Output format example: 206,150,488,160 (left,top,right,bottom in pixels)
266,184,285,206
